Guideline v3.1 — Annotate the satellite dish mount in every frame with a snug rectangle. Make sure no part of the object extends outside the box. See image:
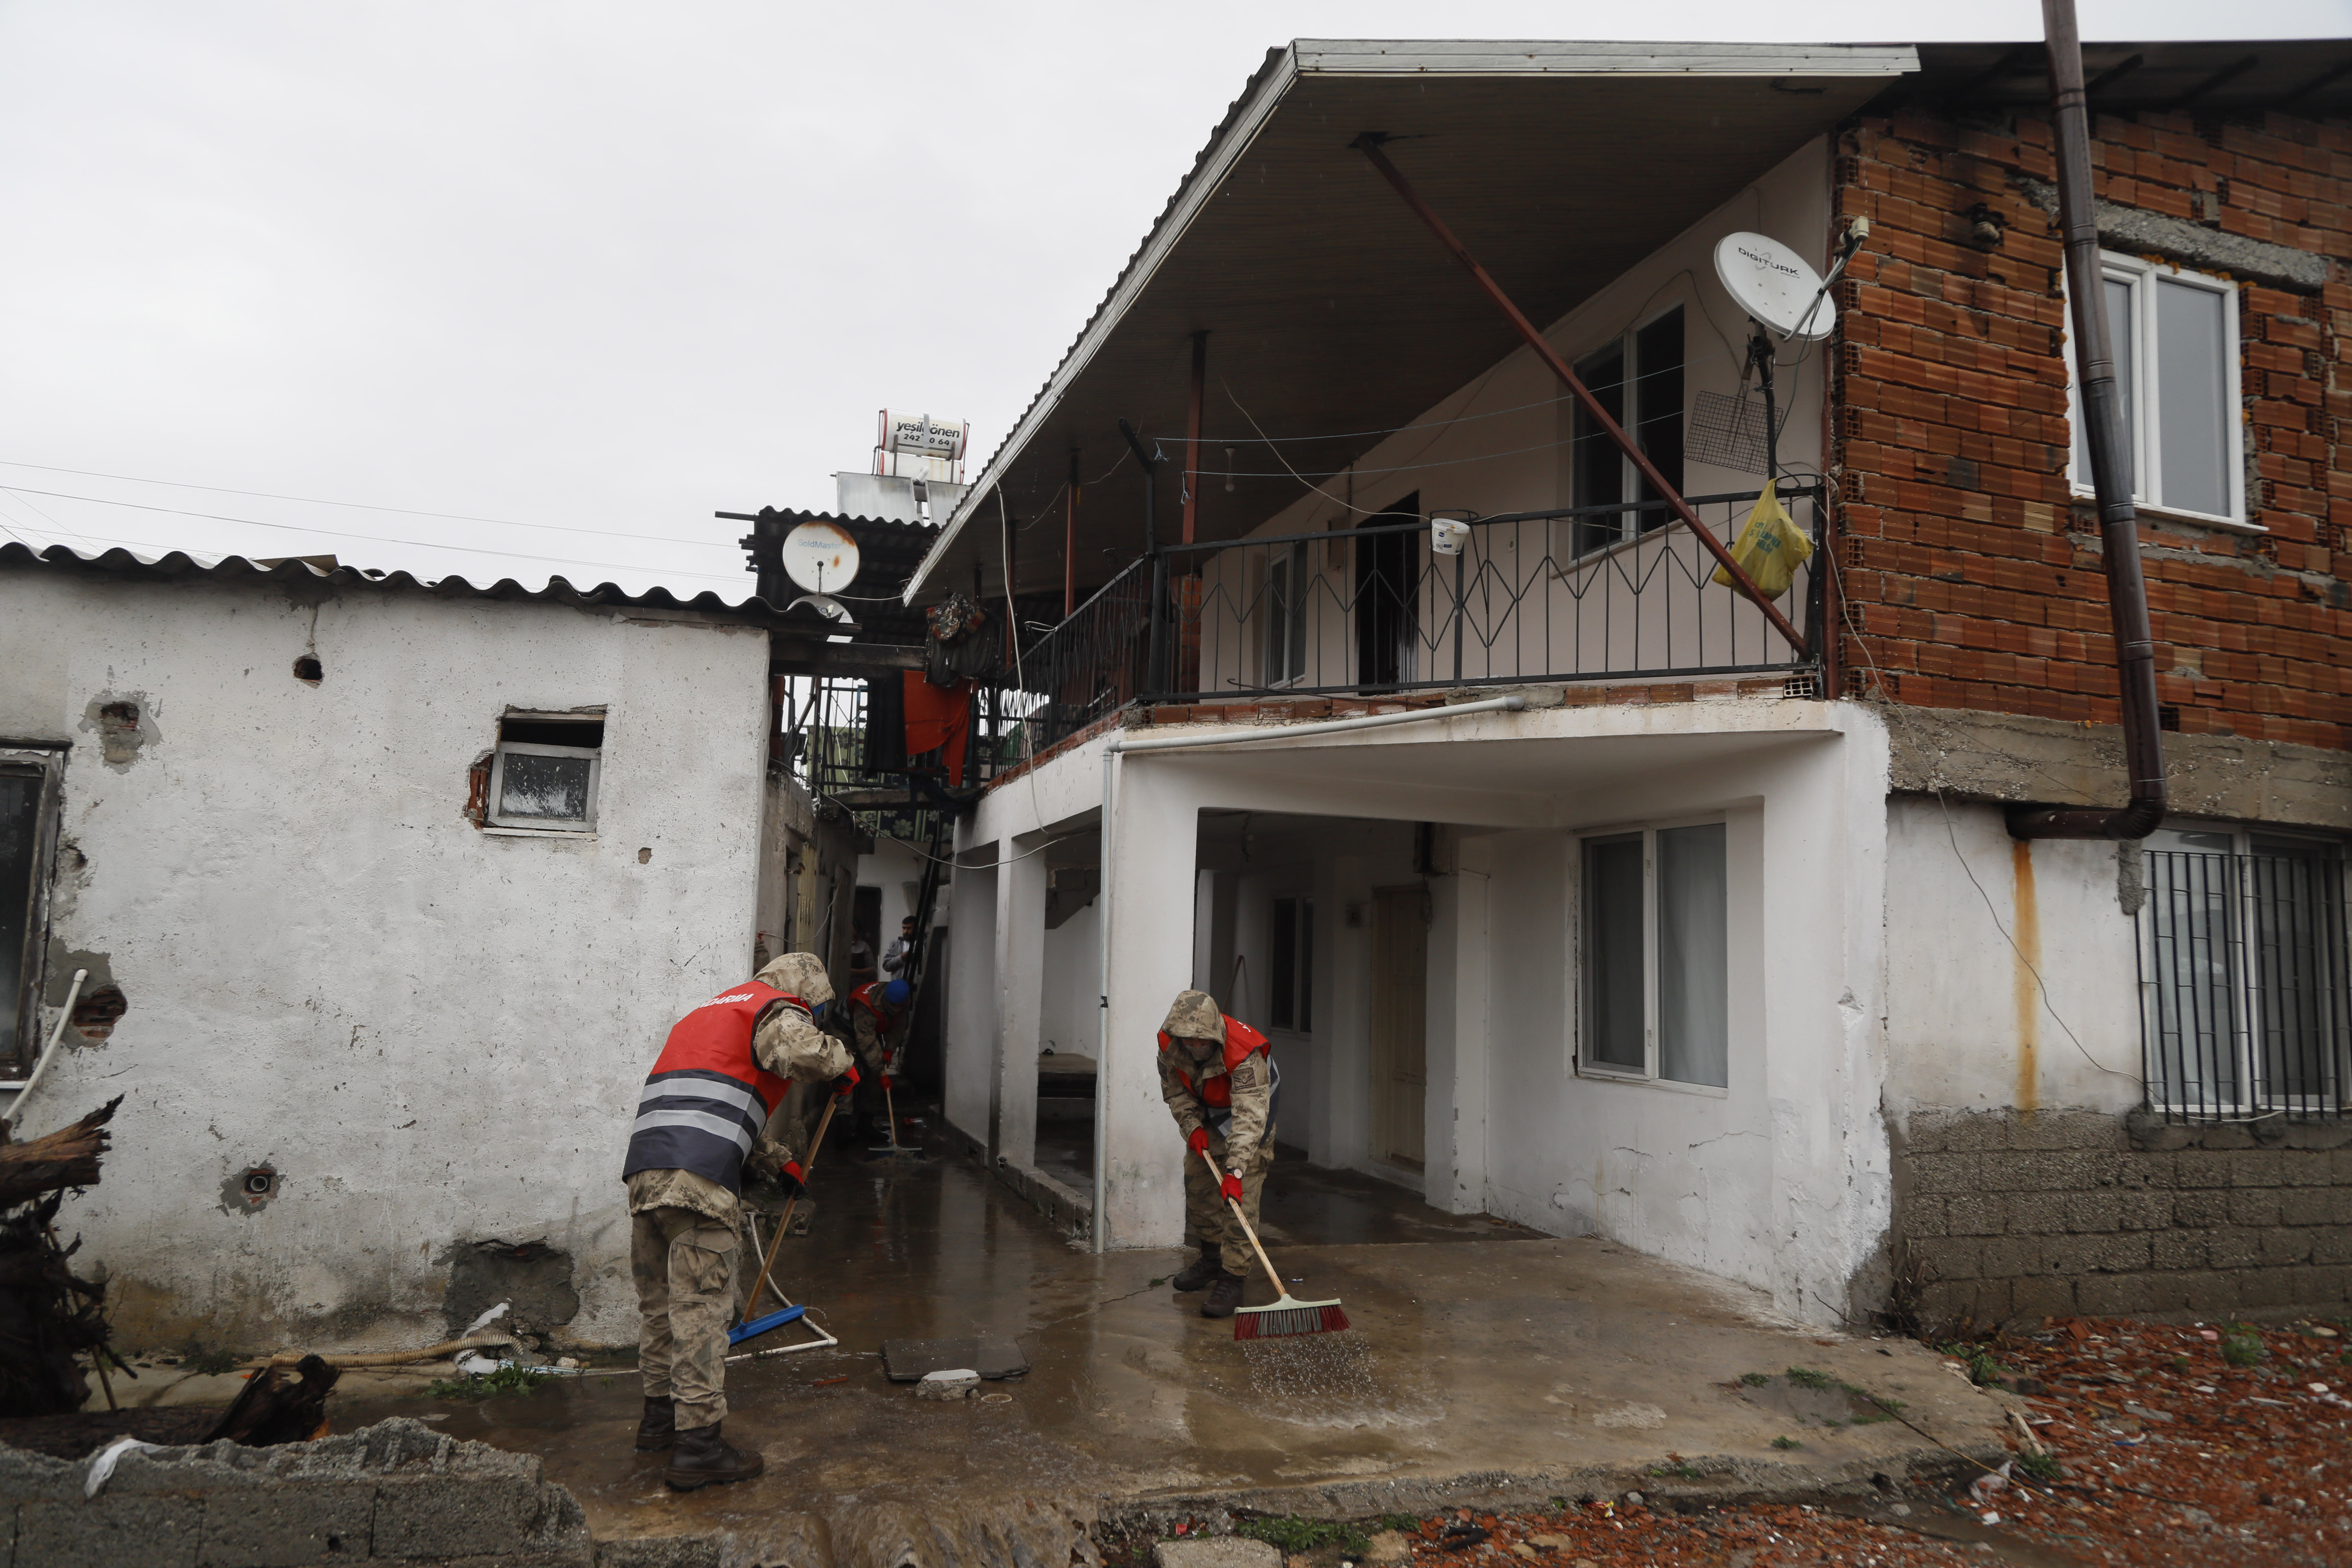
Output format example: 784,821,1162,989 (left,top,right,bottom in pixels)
1710,226,1866,481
